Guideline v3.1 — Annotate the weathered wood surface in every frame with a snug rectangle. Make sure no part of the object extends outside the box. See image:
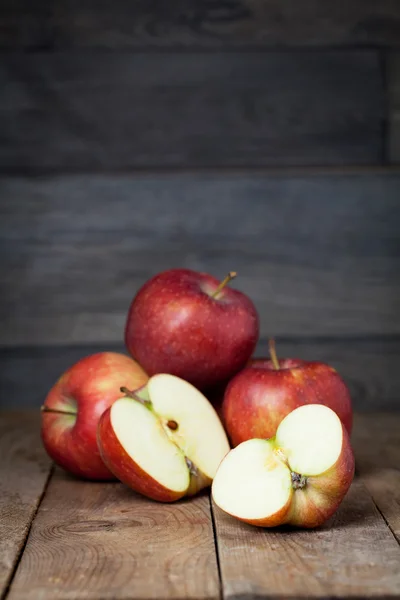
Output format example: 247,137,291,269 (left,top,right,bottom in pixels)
1,1,400,49
212,479,400,599
212,412,400,599
389,52,400,163
1,337,400,411
1,412,400,598
0,412,51,599
1,171,399,347
353,413,400,543
6,469,220,600
0,52,383,172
